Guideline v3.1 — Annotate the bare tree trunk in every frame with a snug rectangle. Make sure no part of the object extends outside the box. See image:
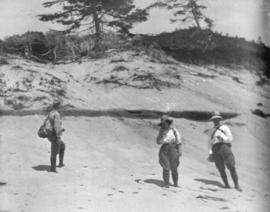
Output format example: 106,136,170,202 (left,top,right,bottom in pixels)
190,0,201,30
25,42,32,59
93,12,101,50
52,46,57,64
